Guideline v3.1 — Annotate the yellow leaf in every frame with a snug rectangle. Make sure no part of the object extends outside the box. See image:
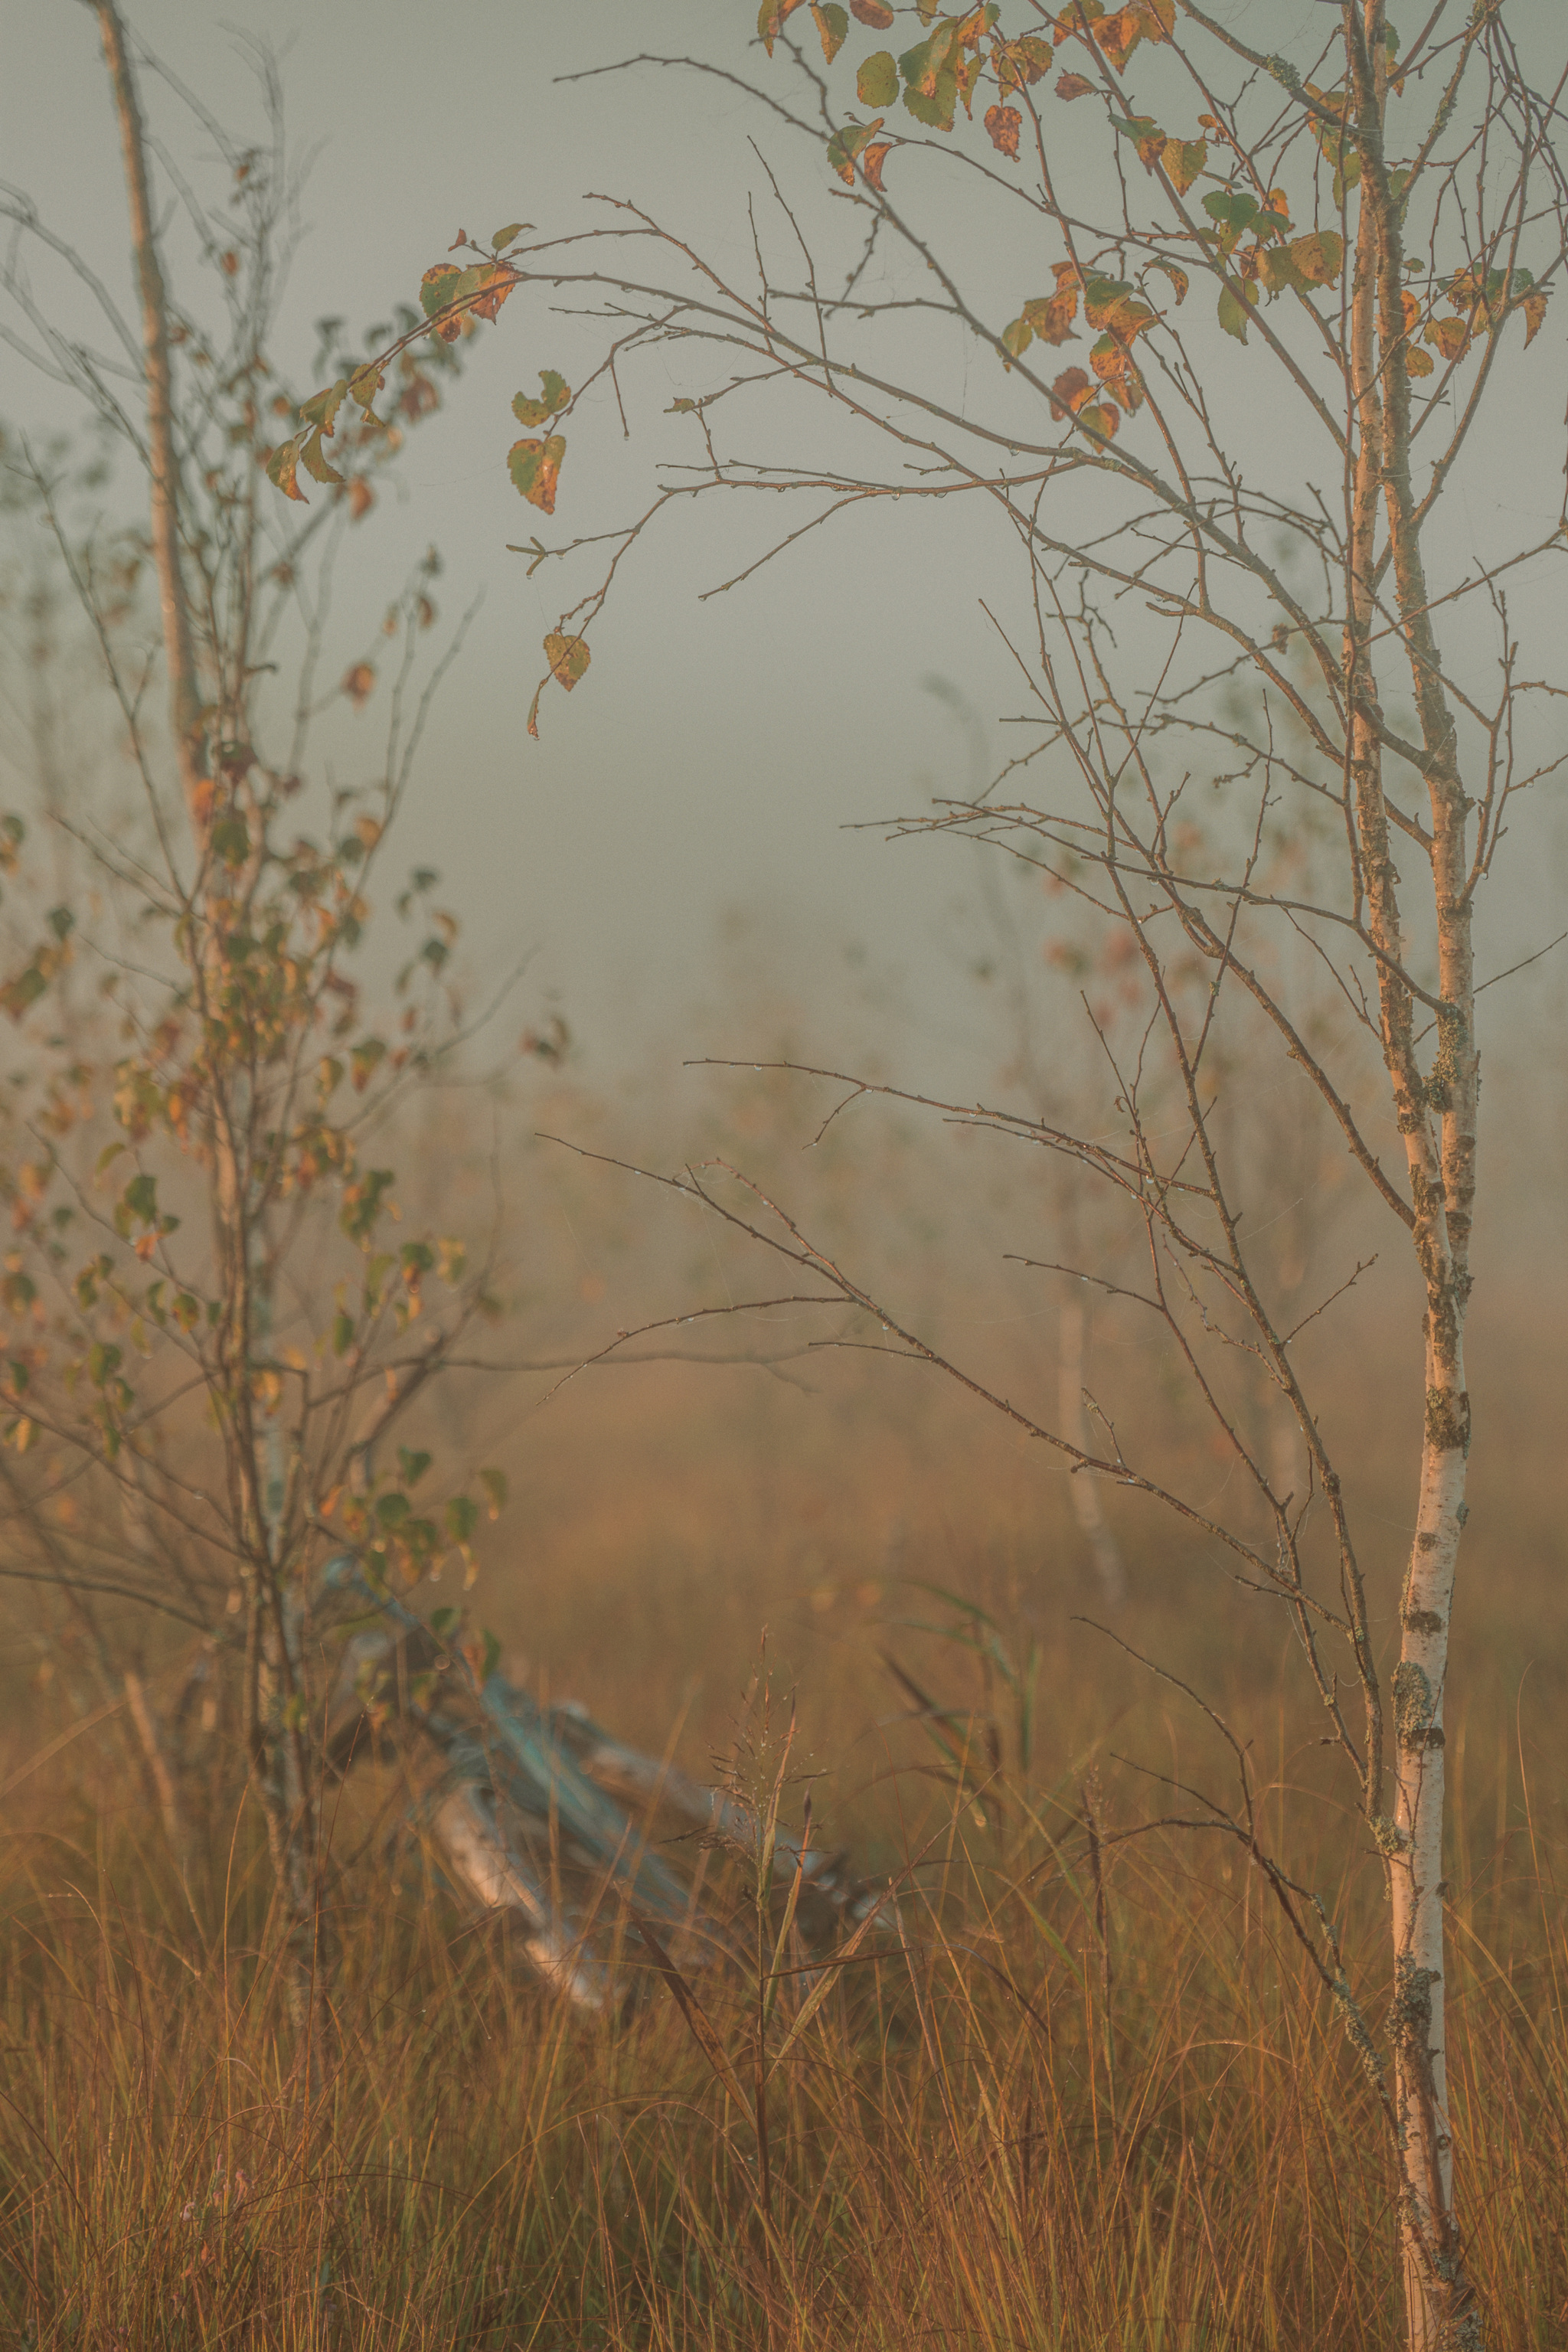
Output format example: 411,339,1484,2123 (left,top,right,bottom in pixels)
544,633,590,690
1161,137,1206,195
